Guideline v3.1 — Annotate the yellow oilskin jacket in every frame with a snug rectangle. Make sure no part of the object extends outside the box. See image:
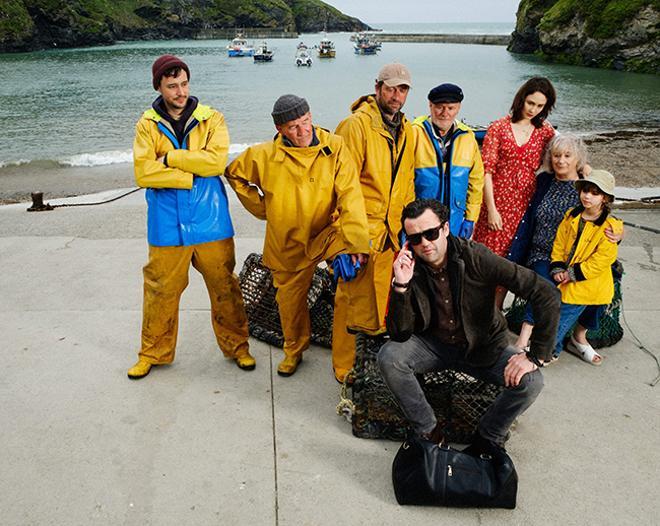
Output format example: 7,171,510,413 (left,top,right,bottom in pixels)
134,104,229,189
225,127,370,271
335,95,416,251
133,103,233,247
550,206,623,305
